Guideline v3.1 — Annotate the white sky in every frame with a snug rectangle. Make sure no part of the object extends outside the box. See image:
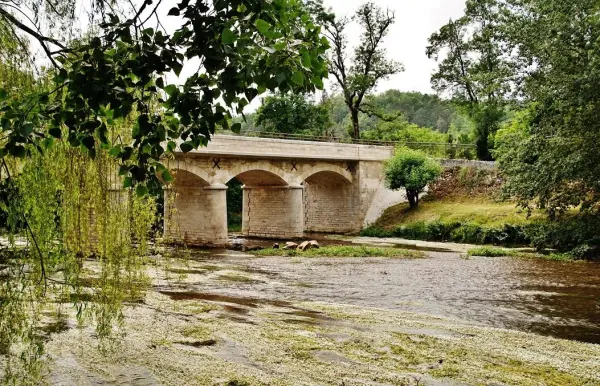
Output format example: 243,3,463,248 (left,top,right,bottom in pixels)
322,0,466,95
